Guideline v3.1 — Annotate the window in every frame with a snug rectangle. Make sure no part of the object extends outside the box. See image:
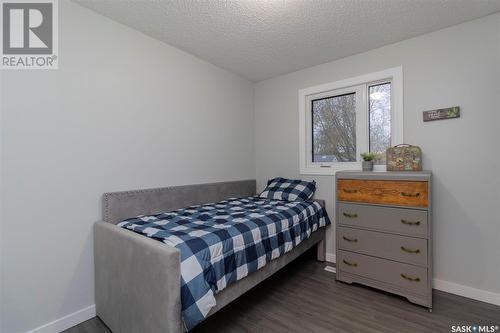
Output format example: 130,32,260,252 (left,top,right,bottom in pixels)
299,67,403,174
